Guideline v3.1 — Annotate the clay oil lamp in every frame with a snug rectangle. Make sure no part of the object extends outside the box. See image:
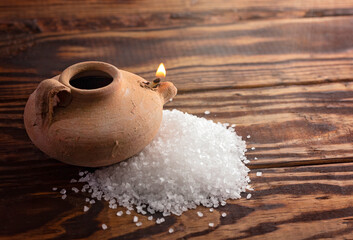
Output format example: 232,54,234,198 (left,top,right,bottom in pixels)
24,61,177,167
